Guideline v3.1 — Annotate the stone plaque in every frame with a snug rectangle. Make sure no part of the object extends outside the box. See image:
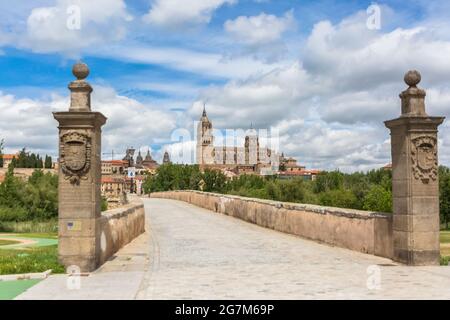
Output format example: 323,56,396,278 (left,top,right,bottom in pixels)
67,221,82,231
